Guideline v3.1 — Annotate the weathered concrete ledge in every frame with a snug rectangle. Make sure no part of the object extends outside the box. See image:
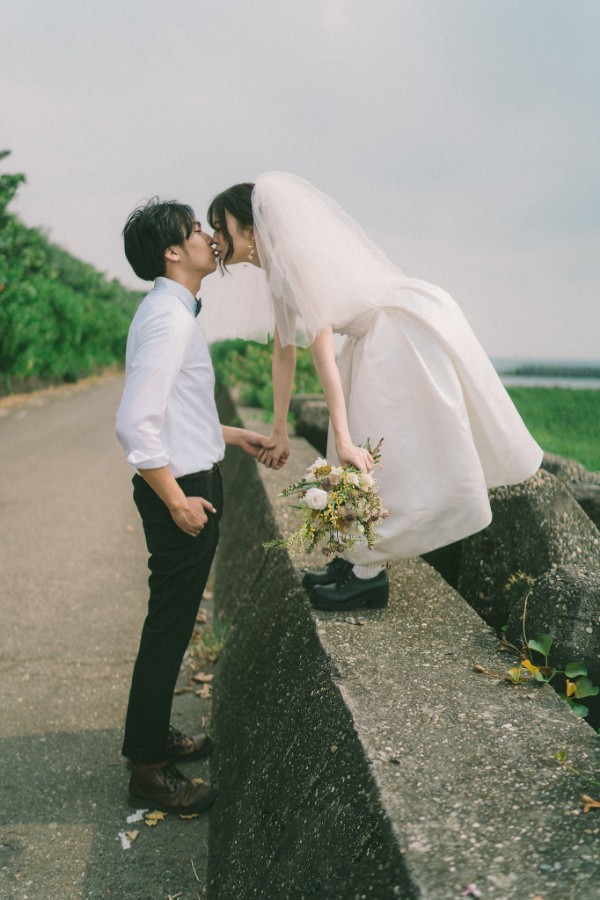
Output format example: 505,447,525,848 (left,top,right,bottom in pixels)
208,405,600,900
